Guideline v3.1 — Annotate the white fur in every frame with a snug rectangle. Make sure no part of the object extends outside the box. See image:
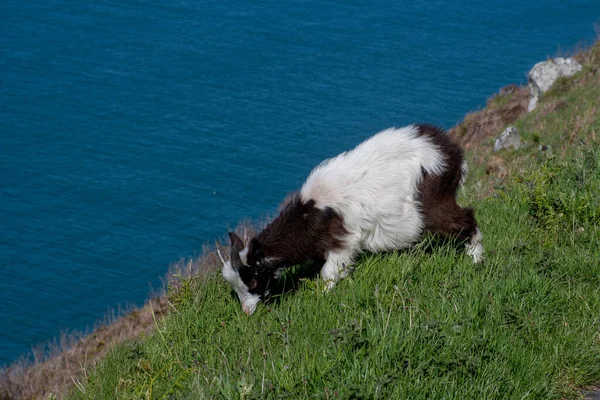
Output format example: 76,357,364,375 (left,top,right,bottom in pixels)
218,249,260,315
466,227,484,263
301,125,447,288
